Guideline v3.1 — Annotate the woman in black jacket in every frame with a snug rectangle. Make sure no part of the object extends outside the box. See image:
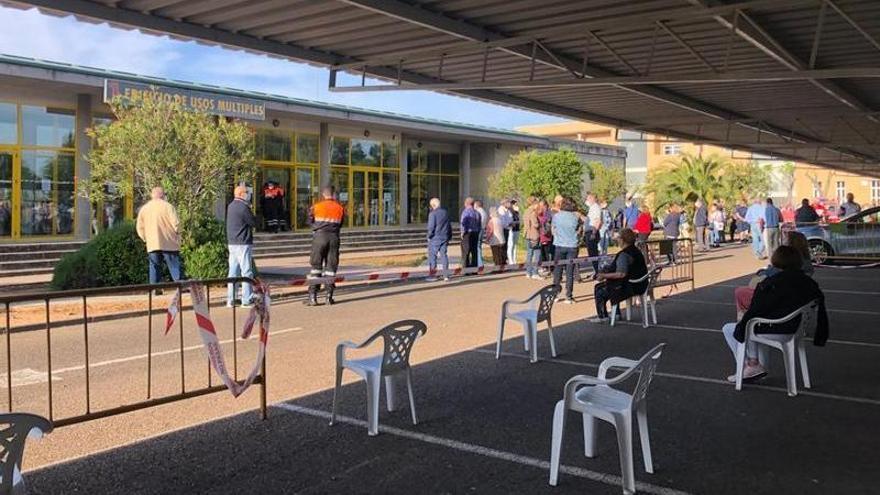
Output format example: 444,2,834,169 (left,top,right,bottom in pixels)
721,245,829,382
588,228,648,323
